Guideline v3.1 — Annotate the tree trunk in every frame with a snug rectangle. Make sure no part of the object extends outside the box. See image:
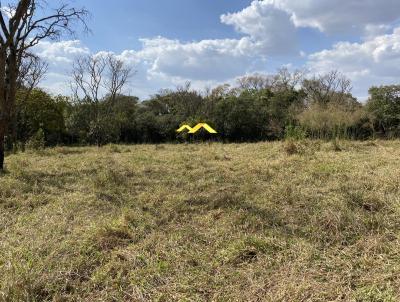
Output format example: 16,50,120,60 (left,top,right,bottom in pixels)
0,48,5,171
0,123,5,171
